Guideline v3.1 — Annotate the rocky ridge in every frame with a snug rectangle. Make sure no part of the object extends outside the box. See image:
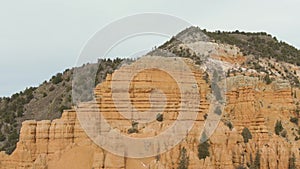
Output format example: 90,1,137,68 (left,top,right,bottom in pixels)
1,27,300,169
1,54,300,168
